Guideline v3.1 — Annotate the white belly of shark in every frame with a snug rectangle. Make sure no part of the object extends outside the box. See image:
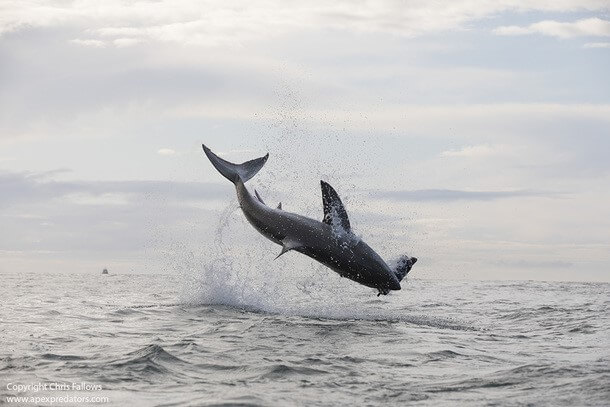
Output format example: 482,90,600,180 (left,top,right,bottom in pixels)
202,144,417,296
